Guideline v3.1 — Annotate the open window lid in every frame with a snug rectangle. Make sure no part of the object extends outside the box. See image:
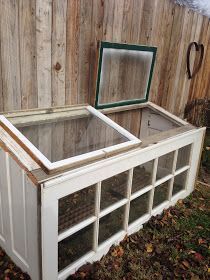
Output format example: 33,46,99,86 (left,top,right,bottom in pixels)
0,105,140,174
95,41,157,109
